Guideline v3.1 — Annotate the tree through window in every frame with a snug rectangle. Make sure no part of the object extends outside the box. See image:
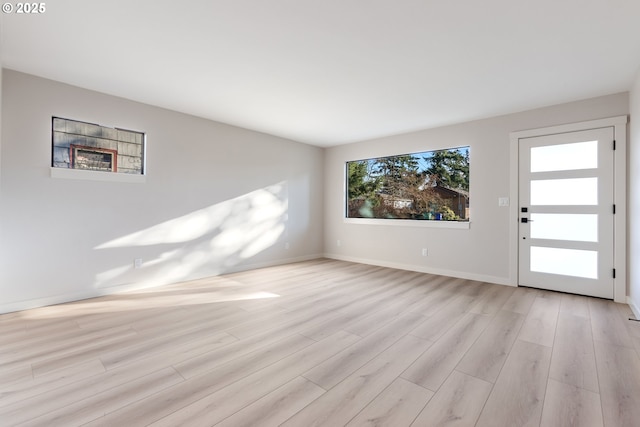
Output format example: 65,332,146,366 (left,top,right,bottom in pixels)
346,147,469,221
